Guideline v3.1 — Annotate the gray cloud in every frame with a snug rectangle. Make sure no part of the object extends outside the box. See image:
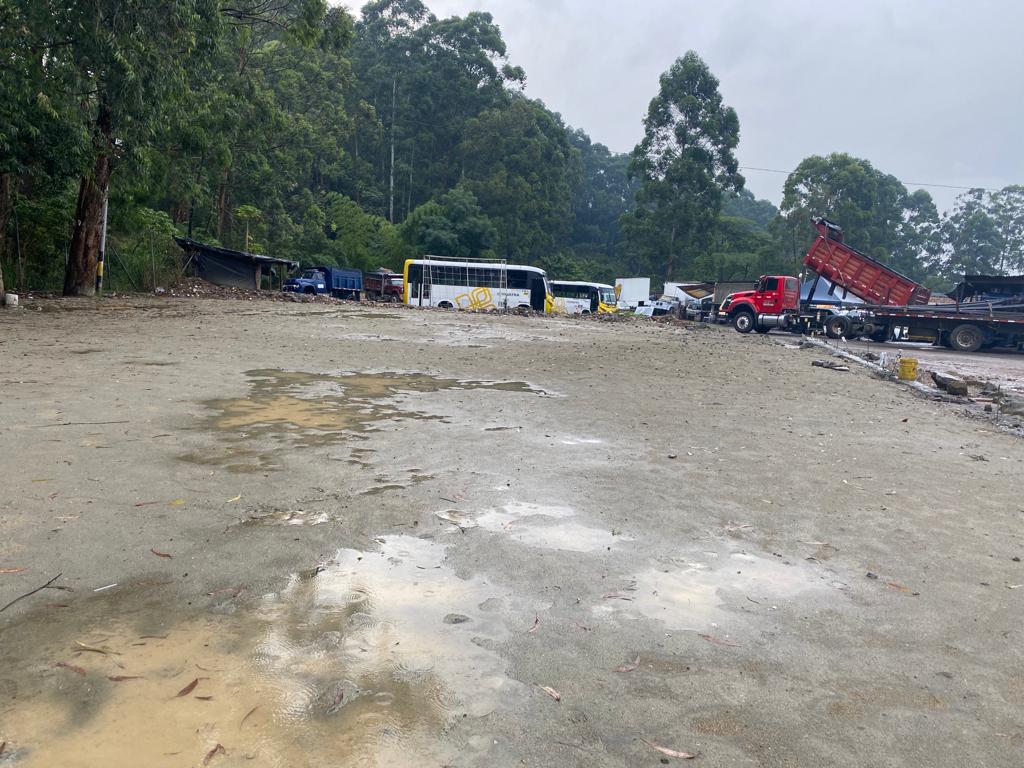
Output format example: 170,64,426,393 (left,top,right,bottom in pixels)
347,0,1024,212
